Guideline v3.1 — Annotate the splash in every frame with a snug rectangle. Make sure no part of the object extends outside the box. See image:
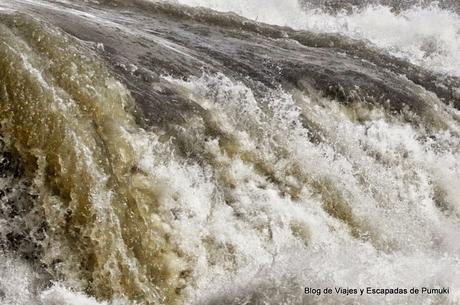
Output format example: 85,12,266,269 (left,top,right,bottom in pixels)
0,1,460,305
134,72,460,304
